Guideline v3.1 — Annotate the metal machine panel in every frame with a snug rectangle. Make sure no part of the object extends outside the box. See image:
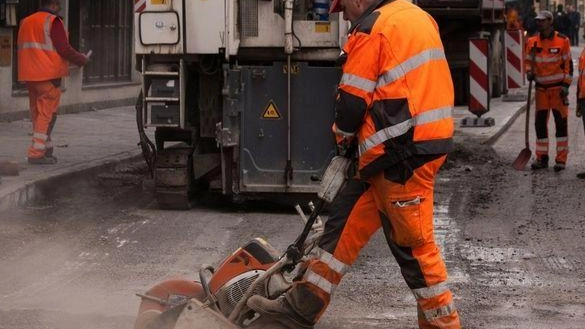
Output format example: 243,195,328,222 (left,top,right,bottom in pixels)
185,0,226,54
134,0,184,54
139,11,180,45
239,0,340,48
239,63,340,193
